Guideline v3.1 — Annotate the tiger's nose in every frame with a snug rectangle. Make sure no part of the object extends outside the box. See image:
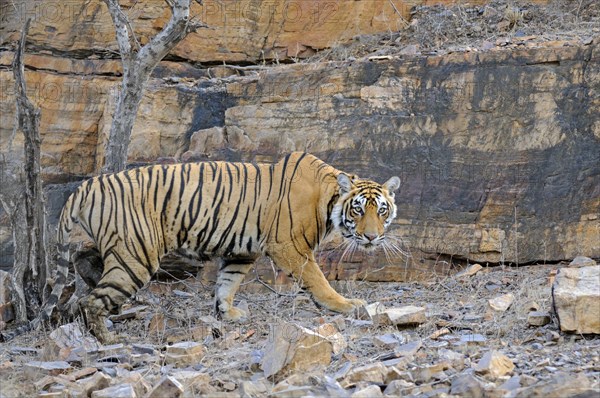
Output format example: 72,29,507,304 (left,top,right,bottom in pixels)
364,233,377,242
